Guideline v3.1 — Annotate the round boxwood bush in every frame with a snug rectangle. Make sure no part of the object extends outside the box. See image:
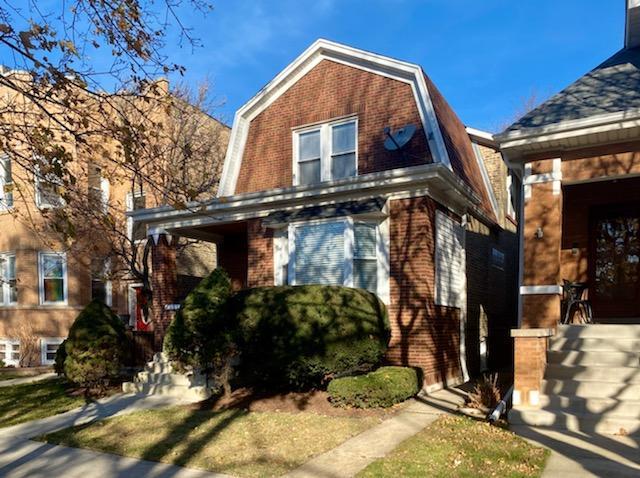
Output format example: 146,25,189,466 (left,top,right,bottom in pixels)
164,268,233,372
63,300,130,391
327,366,420,408
229,285,390,390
